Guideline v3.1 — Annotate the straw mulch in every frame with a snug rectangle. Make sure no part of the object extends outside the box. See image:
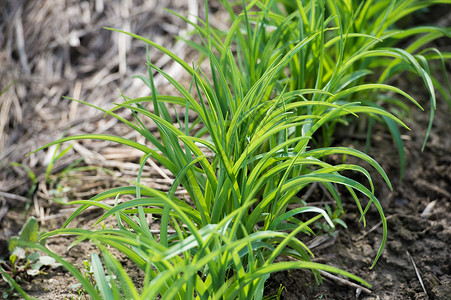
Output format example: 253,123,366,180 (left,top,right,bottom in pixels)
0,0,221,227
